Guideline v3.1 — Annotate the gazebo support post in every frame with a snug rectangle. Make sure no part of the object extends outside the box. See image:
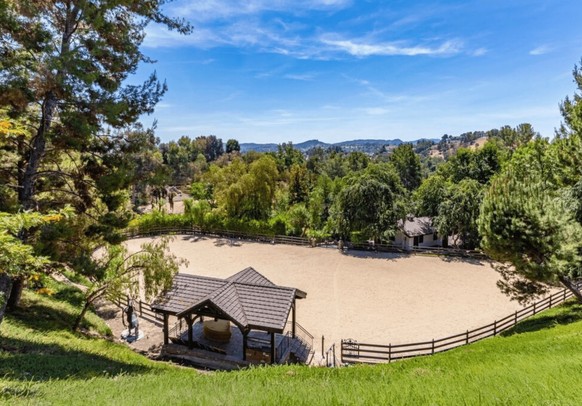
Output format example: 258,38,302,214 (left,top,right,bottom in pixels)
186,314,194,349
292,300,296,338
163,313,169,345
270,332,275,364
242,330,248,361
